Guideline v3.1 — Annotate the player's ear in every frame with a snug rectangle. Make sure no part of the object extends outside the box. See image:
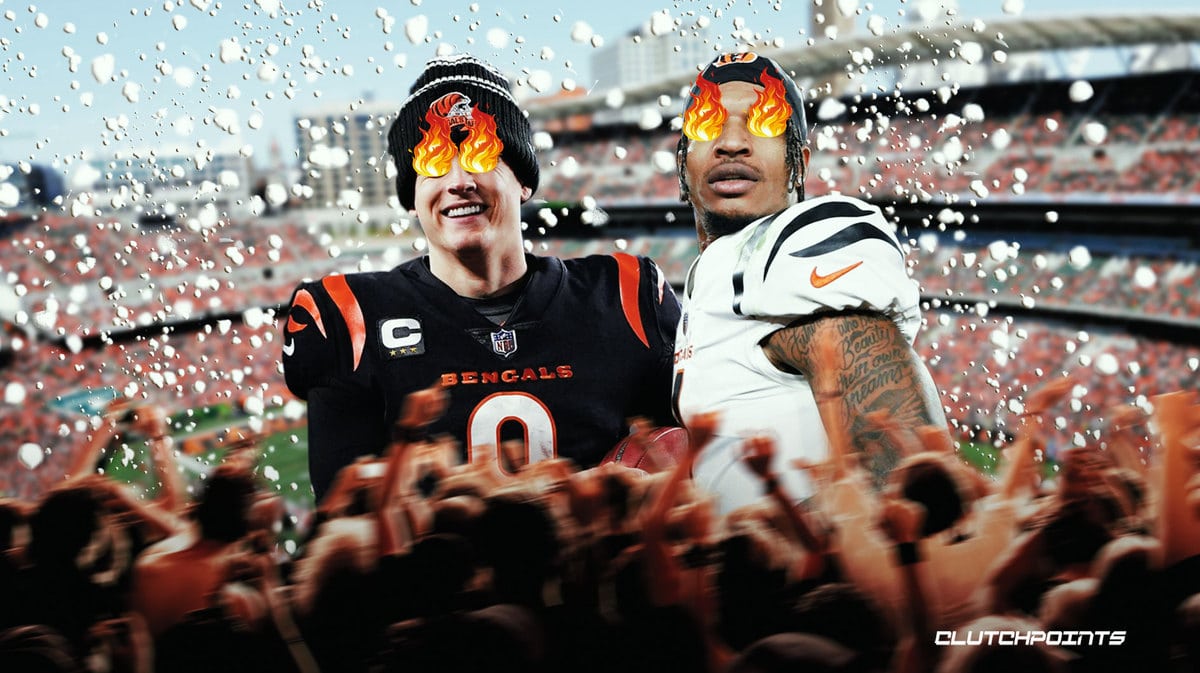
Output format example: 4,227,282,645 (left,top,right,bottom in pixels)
520,185,533,202
794,146,811,197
